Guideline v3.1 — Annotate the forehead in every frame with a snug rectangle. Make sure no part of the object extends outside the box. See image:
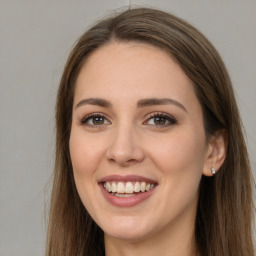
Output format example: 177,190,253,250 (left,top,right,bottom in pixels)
74,42,198,107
